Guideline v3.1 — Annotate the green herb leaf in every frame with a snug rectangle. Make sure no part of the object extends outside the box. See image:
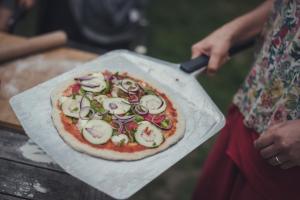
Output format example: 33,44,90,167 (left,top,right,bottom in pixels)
144,89,156,95
161,119,170,128
71,107,79,112
112,130,118,136
79,88,86,95
127,131,135,143
90,100,106,113
70,117,78,124
103,114,112,123
101,81,111,94
120,138,126,146
93,92,101,96
134,115,144,122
